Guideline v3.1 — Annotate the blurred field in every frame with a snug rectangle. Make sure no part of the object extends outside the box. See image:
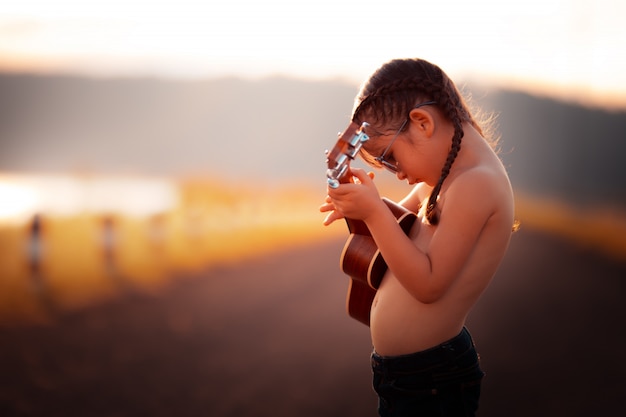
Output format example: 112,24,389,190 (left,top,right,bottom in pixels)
1,173,626,327
0,176,337,325
1,173,626,416
0,224,624,417
513,192,626,261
